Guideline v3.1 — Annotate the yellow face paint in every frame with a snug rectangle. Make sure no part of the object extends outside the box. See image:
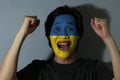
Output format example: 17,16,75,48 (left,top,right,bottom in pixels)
50,36,79,58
